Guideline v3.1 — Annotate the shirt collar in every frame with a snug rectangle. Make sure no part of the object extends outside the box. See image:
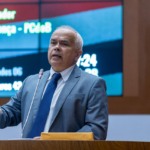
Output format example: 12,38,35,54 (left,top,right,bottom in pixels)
49,65,75,82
